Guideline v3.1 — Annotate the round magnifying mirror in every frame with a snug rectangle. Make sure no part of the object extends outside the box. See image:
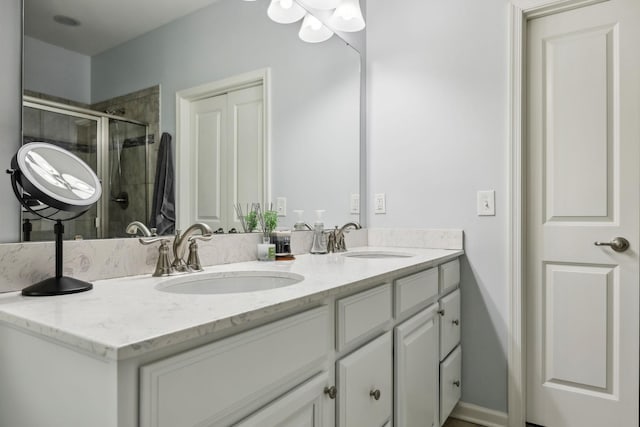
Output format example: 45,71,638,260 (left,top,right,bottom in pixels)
8,142,103,296
12,142,102,213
